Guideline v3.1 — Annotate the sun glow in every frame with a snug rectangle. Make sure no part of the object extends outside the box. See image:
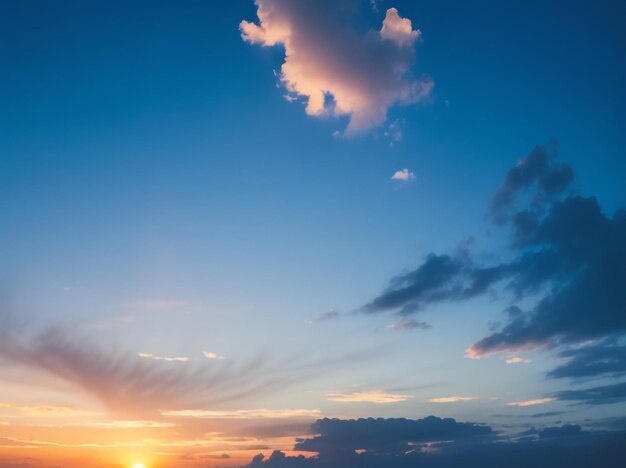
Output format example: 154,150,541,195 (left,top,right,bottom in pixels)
131,463,146,468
